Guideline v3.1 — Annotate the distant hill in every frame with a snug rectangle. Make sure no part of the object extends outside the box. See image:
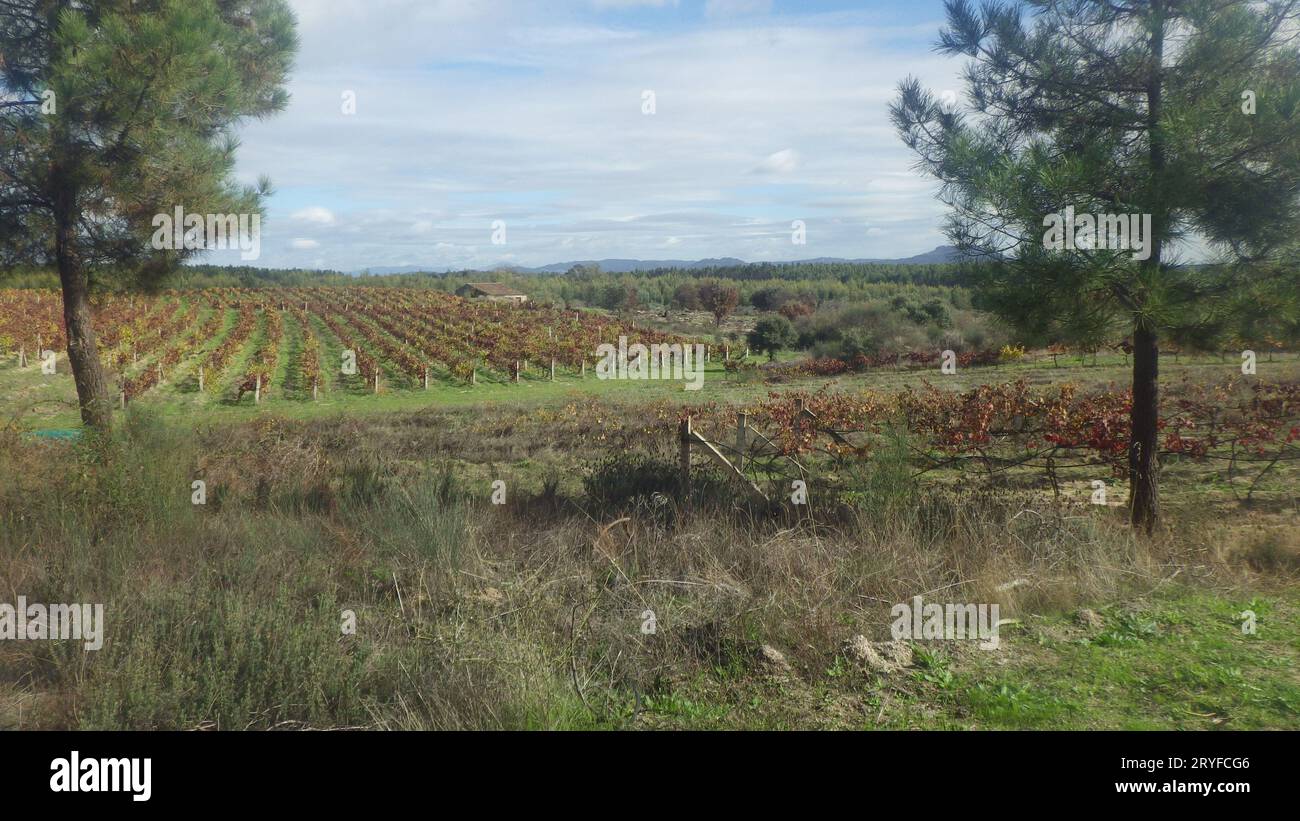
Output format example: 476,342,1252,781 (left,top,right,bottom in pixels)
523,257,748,274
354,246,960,276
